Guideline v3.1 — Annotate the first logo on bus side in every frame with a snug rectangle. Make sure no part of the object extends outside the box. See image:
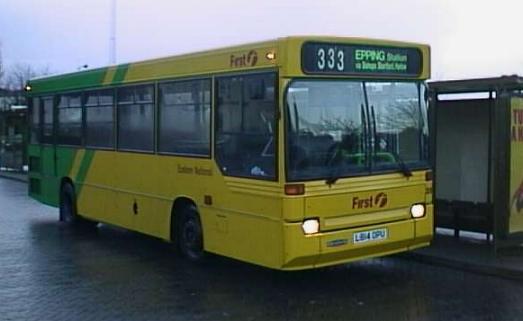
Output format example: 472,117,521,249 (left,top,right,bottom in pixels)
352,192,388,209
230,50,258,68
